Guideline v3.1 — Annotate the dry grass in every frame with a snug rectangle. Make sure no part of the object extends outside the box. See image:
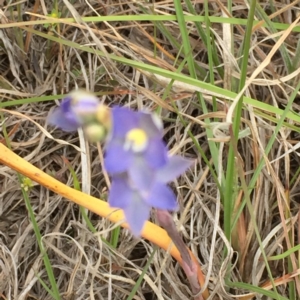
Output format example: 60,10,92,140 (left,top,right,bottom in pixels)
1,0,300,299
